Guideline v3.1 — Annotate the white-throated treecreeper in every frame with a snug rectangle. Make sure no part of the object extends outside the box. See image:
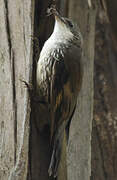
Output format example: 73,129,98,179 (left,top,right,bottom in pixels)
36,8,83,178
